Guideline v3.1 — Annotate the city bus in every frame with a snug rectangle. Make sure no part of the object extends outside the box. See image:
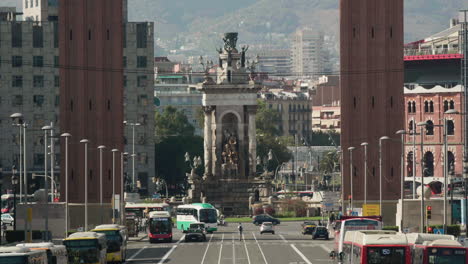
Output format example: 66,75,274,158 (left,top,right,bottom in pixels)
63,232,107,264
1,194,34,214
0,246,47,264
124,203,170,218
340,230,411,264
332,216,383,258
407,233,467,264
148,211,173,243
176,203,217,233
16,242,67,264
91,224,127,263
